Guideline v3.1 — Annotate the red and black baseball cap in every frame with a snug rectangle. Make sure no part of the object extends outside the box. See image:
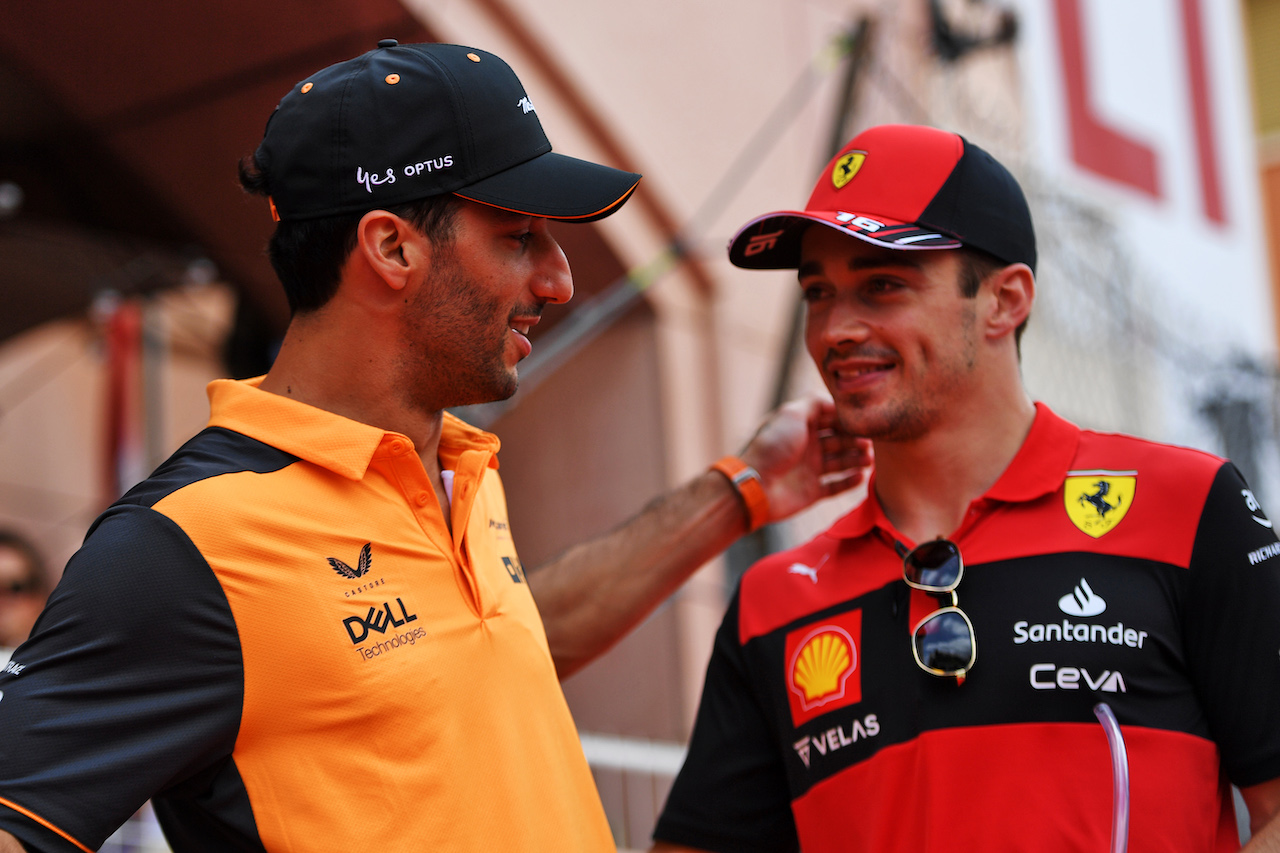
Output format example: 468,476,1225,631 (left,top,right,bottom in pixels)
255,40,641,223
728,124,1035,272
